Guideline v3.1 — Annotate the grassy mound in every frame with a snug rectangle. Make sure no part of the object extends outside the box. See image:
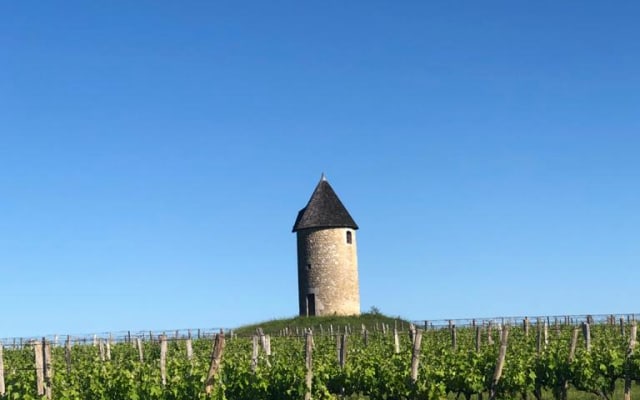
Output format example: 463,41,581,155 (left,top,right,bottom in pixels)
233,311,410,336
